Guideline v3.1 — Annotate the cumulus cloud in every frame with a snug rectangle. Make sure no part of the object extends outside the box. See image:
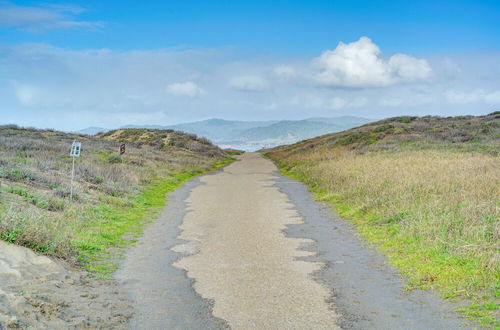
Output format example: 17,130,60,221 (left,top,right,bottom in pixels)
0,3,102,31
445,89,500,105
230,75,269,91
166,81,203,98
0,41,498,130
314,37,432,88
